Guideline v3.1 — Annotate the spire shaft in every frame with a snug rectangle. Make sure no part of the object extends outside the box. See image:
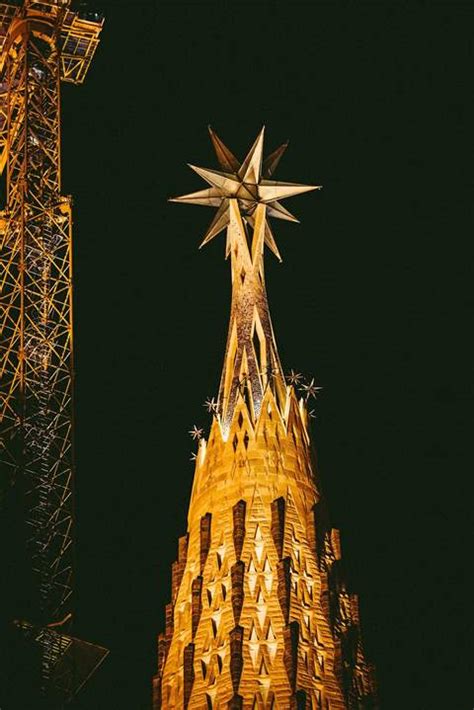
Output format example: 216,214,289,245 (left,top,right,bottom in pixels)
218,201,286,434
